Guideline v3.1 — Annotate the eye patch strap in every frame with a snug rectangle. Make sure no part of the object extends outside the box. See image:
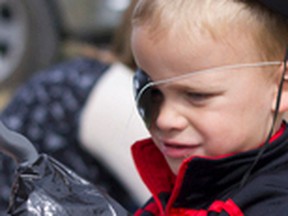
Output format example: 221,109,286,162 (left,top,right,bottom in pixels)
239,48,288,188
134,61,282,102
134,61,282,128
